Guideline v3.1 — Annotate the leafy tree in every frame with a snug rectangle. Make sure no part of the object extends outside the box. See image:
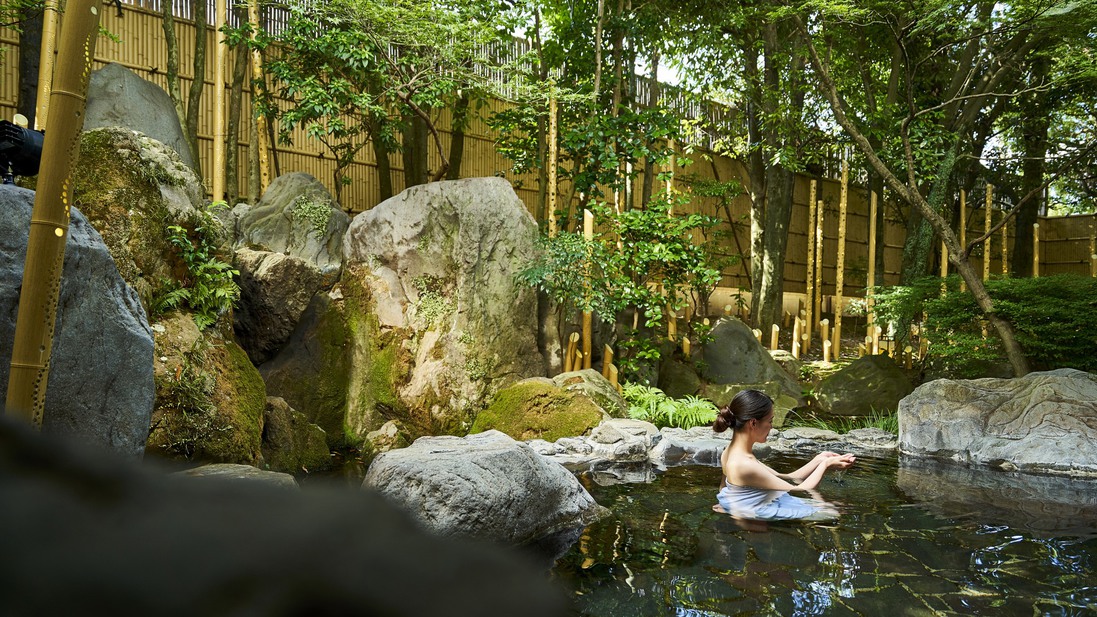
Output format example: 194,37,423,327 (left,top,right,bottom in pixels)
258,0,498,207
